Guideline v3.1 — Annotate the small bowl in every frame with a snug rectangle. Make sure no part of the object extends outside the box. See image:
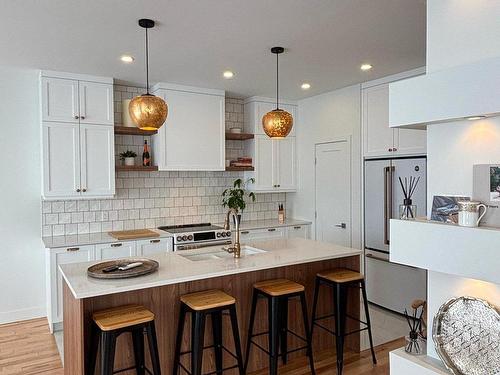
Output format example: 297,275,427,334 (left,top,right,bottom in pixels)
230,127,242,133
